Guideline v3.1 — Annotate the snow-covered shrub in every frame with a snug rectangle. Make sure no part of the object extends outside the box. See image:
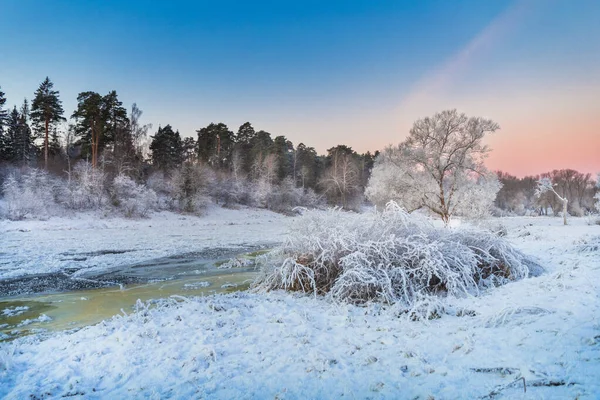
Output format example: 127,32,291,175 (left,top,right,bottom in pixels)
65,162,108,210
248,179,272,209
266,177,303,213
209,173,250,208
254,202,538,314
171,162,214,214
1,169,58,220
146,171,177,210
110,174,158,218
